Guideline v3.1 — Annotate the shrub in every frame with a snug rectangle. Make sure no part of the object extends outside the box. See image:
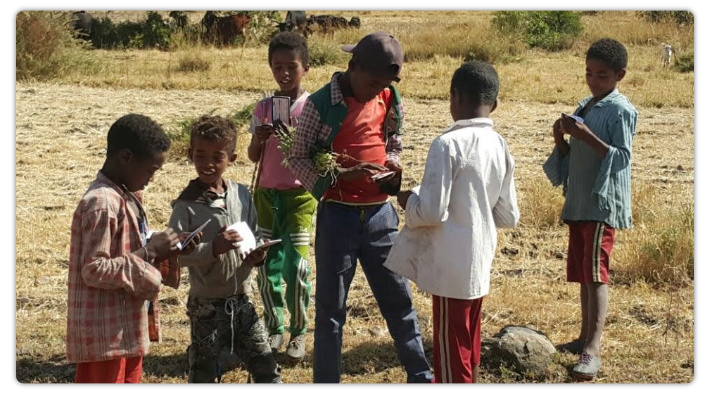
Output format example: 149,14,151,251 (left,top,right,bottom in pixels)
167,102,256,160
615,203,694,286
91,11,172,49
91,17,140,49
674,51,694,73
636,11,694,26
243,11,281,45
177,55,211,72
516,175,565,229
16,11,96,81
614,183,694,287
166,116,198,160
230,101,257,131
308,41,347,67
493,11,583,51
142,11,172,50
